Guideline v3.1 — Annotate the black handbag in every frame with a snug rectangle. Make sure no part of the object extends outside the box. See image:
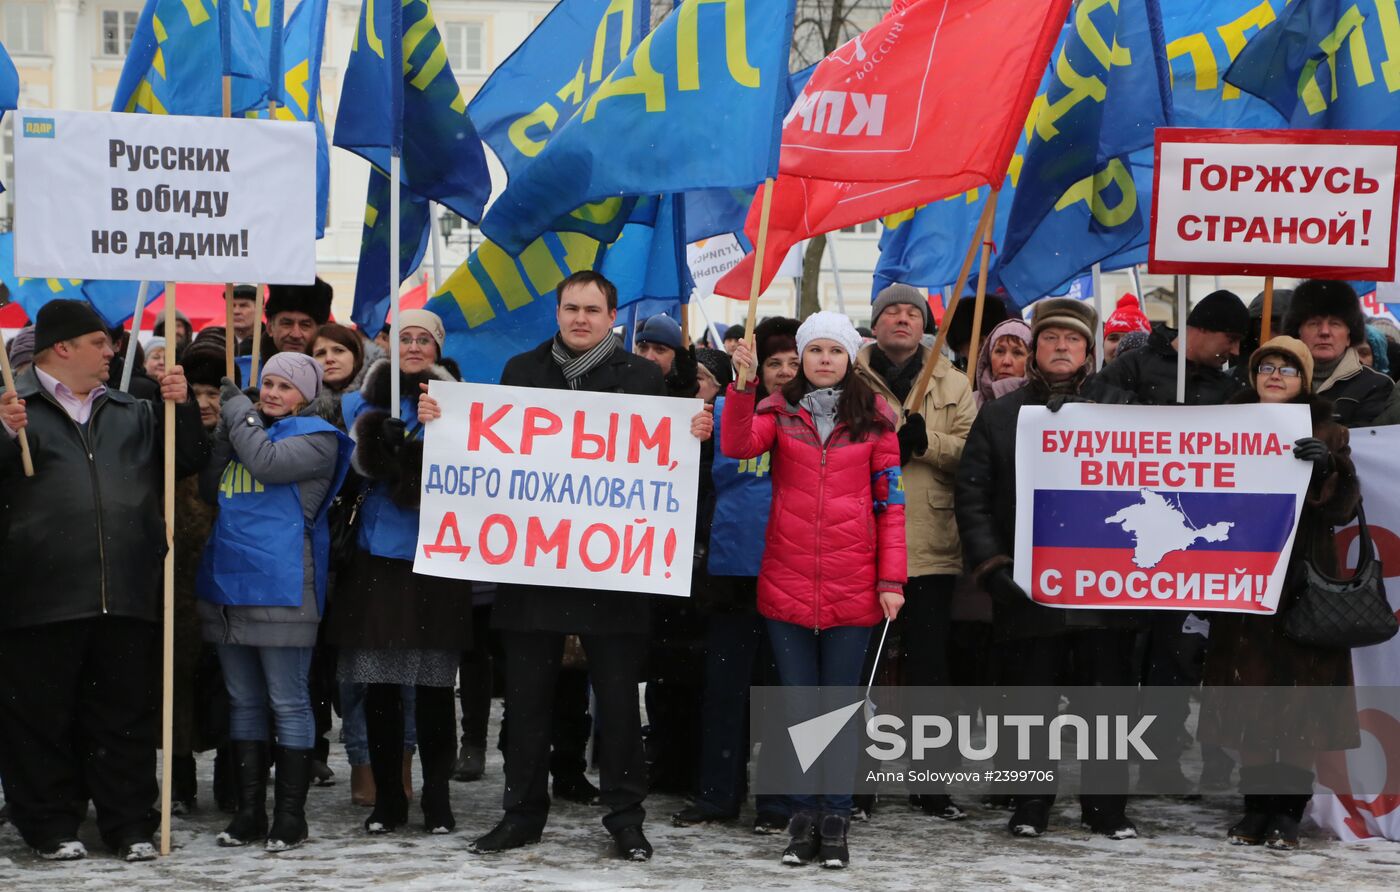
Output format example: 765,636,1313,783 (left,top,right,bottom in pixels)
327,480,368,572
1283,501,1398,649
